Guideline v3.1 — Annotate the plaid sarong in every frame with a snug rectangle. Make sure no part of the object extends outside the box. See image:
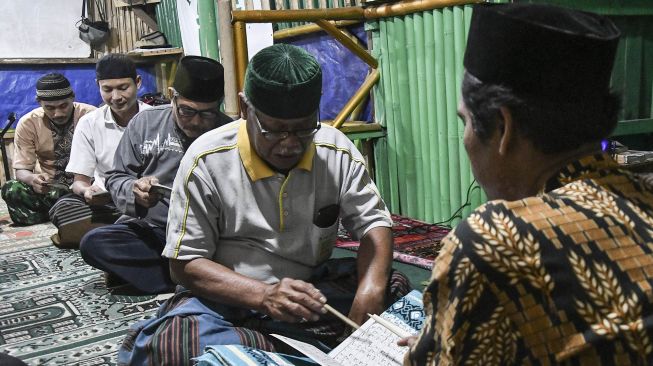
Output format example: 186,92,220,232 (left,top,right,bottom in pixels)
118,258,410,366
48,193,121,228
